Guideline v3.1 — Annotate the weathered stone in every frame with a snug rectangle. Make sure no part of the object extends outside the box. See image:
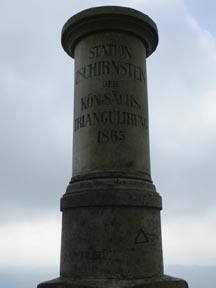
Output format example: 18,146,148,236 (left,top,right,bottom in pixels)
38,6,189,288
